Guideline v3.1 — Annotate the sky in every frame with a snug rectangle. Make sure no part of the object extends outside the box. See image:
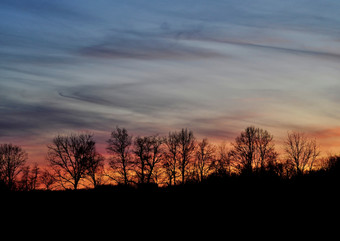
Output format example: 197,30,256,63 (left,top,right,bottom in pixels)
1,0,340,164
